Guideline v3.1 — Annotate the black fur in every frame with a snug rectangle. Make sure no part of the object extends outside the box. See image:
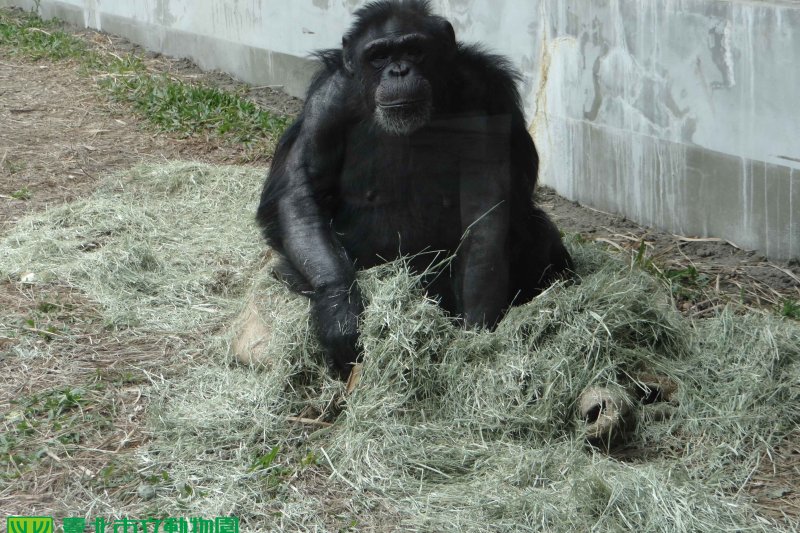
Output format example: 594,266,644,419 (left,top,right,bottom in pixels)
257,0,572,377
